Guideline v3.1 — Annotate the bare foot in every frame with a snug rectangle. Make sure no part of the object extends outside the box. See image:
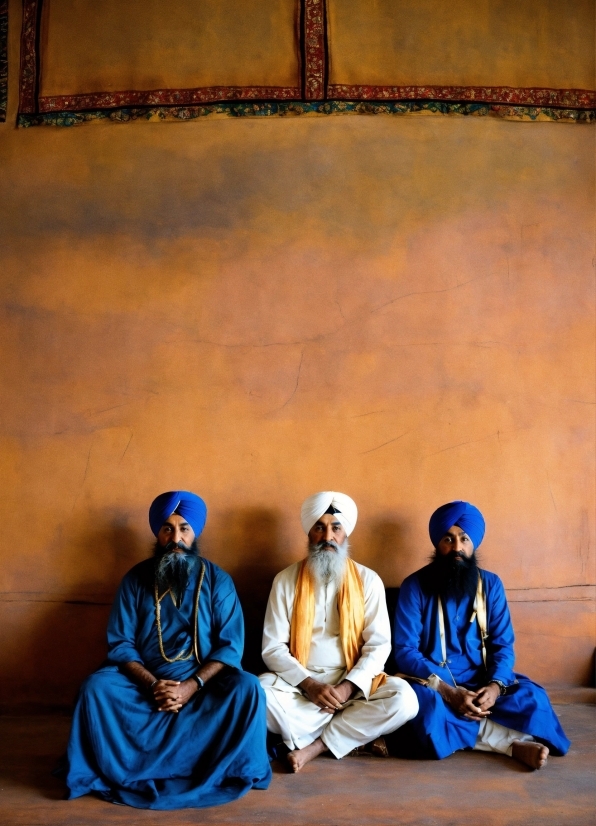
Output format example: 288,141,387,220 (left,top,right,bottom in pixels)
511,740,549,770
287,738,328,773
